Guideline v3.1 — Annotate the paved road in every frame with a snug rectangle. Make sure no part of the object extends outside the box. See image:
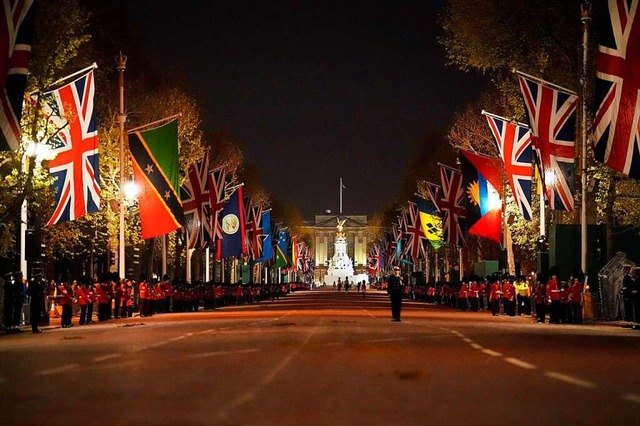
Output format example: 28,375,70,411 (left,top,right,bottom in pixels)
1,290,639,425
